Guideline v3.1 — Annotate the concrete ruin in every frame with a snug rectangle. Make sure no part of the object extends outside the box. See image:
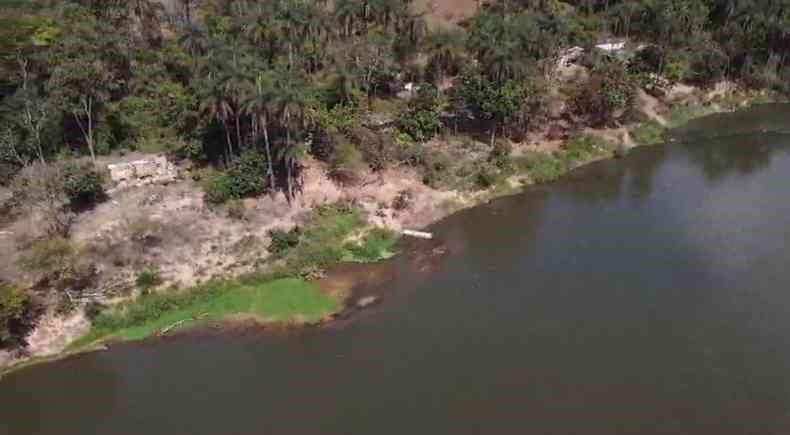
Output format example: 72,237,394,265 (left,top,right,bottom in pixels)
107,156,178,191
